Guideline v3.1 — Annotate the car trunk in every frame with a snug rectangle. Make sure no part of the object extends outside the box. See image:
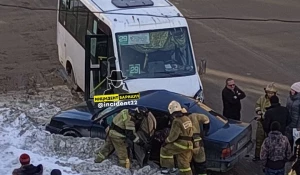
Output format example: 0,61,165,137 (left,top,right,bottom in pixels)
205,121,252,162
228,122,252,156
